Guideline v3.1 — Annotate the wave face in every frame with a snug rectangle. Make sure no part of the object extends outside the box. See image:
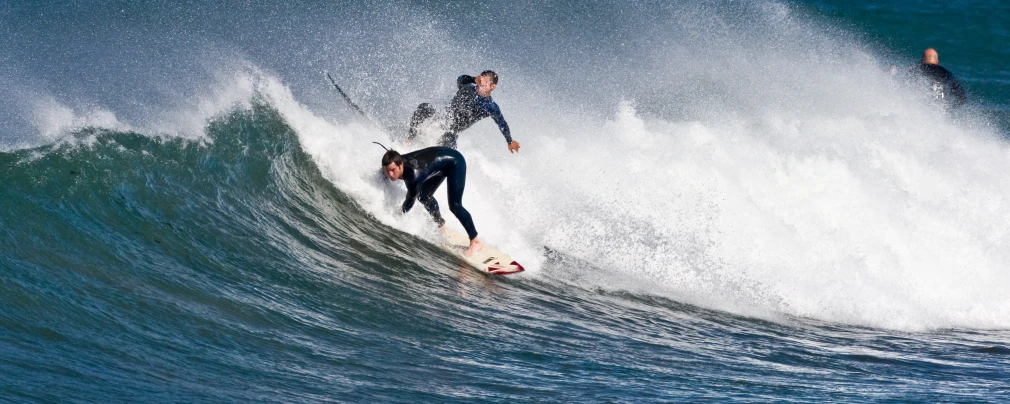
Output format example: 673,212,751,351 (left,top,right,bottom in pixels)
2,0,1010,401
